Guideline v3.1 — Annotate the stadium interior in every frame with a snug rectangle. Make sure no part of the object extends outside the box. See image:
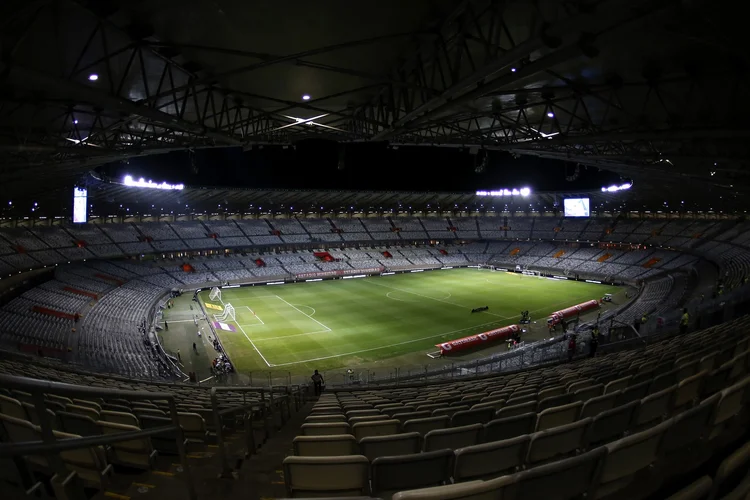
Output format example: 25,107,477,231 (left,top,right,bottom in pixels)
1,0,749,499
